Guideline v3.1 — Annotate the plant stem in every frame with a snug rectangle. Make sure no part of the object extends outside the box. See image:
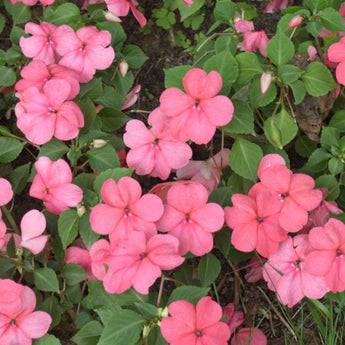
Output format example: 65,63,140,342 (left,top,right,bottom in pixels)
1,206,20,234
